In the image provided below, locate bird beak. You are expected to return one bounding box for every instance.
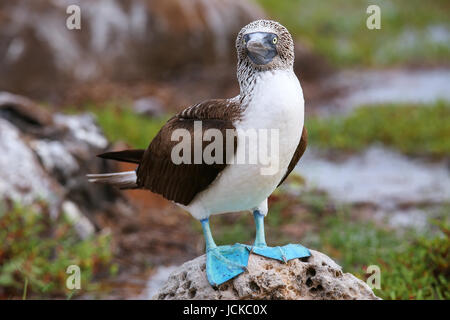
[245,32,278,65]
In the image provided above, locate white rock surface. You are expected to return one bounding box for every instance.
[54,114,108,150]
[31,140,80,178]
[153,250,380,300]
[63,201,95,239]
[0,92,128,237]
[0,118,59,207]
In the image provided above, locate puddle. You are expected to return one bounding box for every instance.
[298,147,450,208]
[307,67,450,230]
[375,207,445,231]
[318,69,450,115]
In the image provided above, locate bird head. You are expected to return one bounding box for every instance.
[236,20,294,71]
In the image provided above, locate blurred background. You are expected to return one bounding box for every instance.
[0,0,448,300]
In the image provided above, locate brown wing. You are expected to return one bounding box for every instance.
[277,126,308,187]
[136,99,241,205]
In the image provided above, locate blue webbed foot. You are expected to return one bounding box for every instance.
[206,244,249,286]
[200,218,249,286]
[247,243,310,263]
[247,210,311,263]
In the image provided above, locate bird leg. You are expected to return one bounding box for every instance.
[200,218,249,286]
[247,210,311,262]
[253,209,267,247]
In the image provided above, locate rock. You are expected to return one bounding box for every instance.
[62,201,95,239]
[31,140,80,179]
[0,0,331,106]
[0,91,53,126]
[142,265,180,299]
[153,250,380,300]
[0,91,130,238]
[0,0,264,102]
[0,118,62,217]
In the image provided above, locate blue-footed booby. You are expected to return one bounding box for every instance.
[88,20,310,286]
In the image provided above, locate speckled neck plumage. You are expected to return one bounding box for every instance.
[235,19,295,107]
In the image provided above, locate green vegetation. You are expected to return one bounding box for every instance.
[308,213,449,300]
[0,201,114,299]
[307,101,450,157]
[91,106,169,149]
[257,0,450,66]
[379,221,449,300]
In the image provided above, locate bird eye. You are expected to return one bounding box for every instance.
[272,37,278,44]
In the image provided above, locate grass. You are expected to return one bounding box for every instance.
[307,101,450,158]
[0,201,115,299]
[257,0,450,67]
[306,212,450,300]
[90,105,169,149]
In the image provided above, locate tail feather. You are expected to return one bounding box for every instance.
[87,171,137,189]
[97,149,144,164]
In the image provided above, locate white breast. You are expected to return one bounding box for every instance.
[186,69,304,220]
